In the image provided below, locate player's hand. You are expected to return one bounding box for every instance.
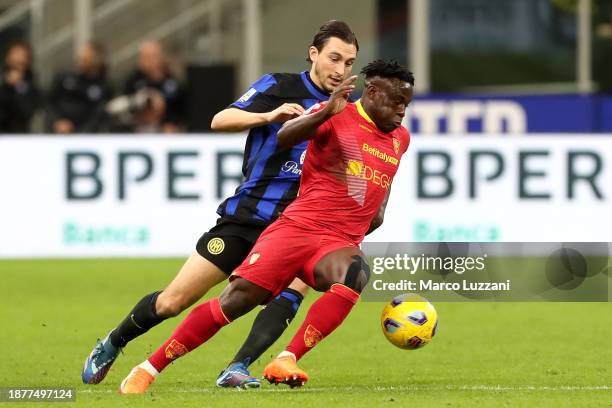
[324,75,357,116]
[266,103,305,123]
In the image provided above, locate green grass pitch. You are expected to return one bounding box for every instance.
[1,259,610,407]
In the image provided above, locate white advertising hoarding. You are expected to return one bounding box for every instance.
[0,135,610,258]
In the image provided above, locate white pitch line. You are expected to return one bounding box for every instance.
[77,385,611,394]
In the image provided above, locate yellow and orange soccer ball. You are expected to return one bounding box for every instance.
[380,293,438,350]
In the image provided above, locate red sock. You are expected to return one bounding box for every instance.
[148,298,230,372]
[286,283,359,360]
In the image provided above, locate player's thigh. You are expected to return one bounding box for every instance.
[231,219,318,299]
[312,247,370,292]
[156,251,228,316]
[287,277,309,296]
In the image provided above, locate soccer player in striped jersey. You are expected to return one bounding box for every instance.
[117,60,414,393]
[82,20,359,389]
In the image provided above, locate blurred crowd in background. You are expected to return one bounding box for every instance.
[0,39,186,134]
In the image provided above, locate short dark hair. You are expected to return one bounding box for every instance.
[307,20,359,62]
[360,59,414,86]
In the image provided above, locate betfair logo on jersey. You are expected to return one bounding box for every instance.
[346,160,391,190]
[362,143,399,166]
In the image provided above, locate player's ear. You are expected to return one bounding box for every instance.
[365,83,377,98]
[308,46,319,63]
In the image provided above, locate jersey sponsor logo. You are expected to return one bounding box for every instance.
[346,160,392,190]
[249,253,260,265]
[281,161,302,175]
[362,143,399,166]
[207,237,225,255]
[393,138,401,154]
[165,339,188,360]
[237,87,257,103]
[303,324,323,348]
[347,160,363,176]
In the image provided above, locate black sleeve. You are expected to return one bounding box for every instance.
[11,80,41,123]
[123,71,140,95]
[45,73,65,124]
[80,80,115,133]
[163,81,187,126]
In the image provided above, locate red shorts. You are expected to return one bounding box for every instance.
[230,215,356,300]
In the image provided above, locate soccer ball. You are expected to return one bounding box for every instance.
[380,293,438,350]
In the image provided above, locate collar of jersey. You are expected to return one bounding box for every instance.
[300,71,329,101]
[356,99,375,125]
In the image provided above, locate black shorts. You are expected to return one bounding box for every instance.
[196,218,267,275]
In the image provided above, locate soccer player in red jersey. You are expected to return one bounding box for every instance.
[119,60,413,392]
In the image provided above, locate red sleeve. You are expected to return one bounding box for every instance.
[305,101,332,140]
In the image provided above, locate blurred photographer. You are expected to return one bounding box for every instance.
[47,41,113,134]
[0,41,41,133]
[117,40,186,133]
[106,87,167,133]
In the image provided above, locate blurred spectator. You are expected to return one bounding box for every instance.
[0,41,41,133]
[120,40,186,133]
[47,41,113,133]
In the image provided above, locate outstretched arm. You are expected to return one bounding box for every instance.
[366,187,391,235]
[277,75,357,148]
[211,103,305,132]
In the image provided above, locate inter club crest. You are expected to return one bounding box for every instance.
[392,138,400,154]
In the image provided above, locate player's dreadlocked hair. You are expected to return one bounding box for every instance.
[360,60,414,86]
[307,20,359,62]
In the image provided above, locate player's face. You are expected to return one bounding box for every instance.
[368,78,413,133]
[309,37,357,93]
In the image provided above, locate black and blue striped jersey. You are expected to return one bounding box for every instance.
[216,71,330,228]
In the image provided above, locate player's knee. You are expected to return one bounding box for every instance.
[342,255,371,293]
[288,279,309,296]
[155,292,190,318]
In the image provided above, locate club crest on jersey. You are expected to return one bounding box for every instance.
[393,138,400,154]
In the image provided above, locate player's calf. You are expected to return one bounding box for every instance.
[218,277,271,321]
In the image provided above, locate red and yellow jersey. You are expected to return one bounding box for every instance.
[281,100,410,243]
